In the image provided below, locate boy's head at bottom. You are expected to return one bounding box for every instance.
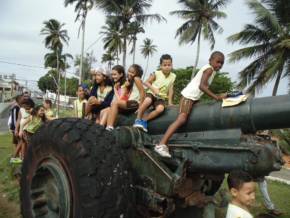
[227,170,256,210]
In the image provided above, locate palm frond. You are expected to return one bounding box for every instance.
[227,24,271,45]
[228,44,272,63]
[247,0,282,34]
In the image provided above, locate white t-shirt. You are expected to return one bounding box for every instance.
[181,64,216,101]
[226,203,253,218]
[19,107,30,131]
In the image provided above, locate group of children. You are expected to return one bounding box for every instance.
[74,51,226,158]
[6,51,281,217]
[8,92,54,163]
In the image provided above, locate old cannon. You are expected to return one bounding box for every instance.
[20,95,290,218]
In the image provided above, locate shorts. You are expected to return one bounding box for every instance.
[179,97,198,114]
[12,131,18,145]
[120,100,139,114]
[146,93,166,108]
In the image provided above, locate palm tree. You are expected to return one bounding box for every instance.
[64,0,94,84]
[171,0,229,76]
[228,0,290,96]
[41,19,69,53]
[101,51,115,70]
[97,0,165,69]
[41,19,69,117]
[44,52,73,71]
[100,17,123,64]
[140,38,157,78]
[129,21,145,64]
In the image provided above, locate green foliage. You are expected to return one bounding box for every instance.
[38,70,58,93]
[59,77,79,96]
[0,133,20,202]
[74,52,96,81]
[38,70,79,96]
[40,19,69,53]
[171,0,229,69]
[272,129,290,154]
[173,67,235,104]
[228,0,290,96]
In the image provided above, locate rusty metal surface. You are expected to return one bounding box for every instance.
[117,95,290,134]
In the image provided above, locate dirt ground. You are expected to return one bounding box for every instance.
[0,184,20,218]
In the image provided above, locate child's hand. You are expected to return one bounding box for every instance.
[124,80,130,87]
[152,87,159,96]
[114,82,120,89]
[216,93,227,101]
[89,96,99,105]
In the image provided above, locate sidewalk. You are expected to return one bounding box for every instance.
[267,167,290,185]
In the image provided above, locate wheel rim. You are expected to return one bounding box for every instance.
[30,157,71,218]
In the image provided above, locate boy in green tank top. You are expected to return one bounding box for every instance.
[133,54,176,132]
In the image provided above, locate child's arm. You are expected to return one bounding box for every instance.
[74,101,78,117]
[167,85,174,106]
[199,68,226,101]
[22,115,32,128]
[134,77,145,103]
[114,83,121,100]
[144,74,159,95]
[15,110,22,136]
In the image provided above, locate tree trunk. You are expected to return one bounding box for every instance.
[143,56,149,80]
[79,18,86,85]
[132,39,136,64]
[122,37,127,70]
[117,51,119,65]
[192,30,201,78]
[56,50,60,118]
[272,70,282,96]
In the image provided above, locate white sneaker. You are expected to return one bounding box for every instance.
[154,144,171,158]
[105,126,114,131]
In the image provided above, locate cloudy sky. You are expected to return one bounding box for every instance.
[0,0,288,96]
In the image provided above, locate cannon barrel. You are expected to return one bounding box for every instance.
[119,95,290,134]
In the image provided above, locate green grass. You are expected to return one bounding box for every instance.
[0,133,20,202]
[216,179,290,218]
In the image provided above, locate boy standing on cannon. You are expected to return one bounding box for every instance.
[156,51,226,157]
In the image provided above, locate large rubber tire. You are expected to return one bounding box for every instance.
[20,118,135,218]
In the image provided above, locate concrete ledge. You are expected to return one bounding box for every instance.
[266,176,290,186]
[0,103,11,118]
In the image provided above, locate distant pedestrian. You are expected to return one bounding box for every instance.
[257,178,283,216]
[74,84,88,118]
[8,95,22,163]
[43,99,55,120]
[14,97,35,161]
